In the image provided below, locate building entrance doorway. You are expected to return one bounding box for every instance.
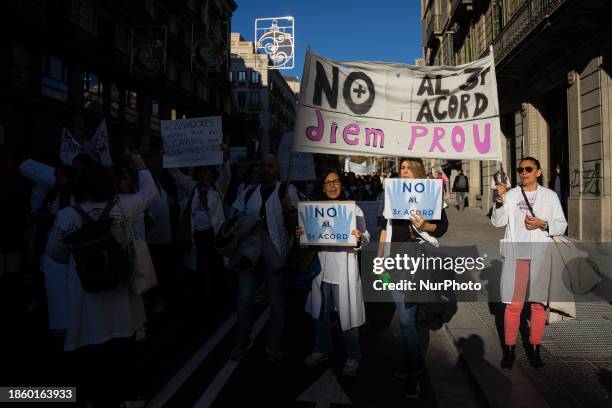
[546,87,569,216]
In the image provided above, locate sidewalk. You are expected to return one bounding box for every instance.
[439,206,612,408]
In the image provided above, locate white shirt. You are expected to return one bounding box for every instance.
[512,189,537,259]
[319,251,342,284]
[193,201,212,231]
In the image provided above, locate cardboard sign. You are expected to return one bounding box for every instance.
[60,119,113,167]
[162,116,222,168]
[298,201,357,246]
[383,178,443,220]
[294,51,502,161]
[278,132,316,181]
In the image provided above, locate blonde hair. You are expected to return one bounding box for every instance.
[400,158,427,179]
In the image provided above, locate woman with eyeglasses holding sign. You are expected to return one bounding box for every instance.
[377,158,448,399]
[492,157,567,370]
[296,169,370,377]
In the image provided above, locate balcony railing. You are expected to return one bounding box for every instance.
[493,0,567,64]
[451,0,475,18]
[423,14,442,46]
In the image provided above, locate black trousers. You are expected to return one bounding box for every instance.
[194,229,226,305]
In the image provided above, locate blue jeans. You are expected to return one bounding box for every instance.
[314,282,361,360]
[456,191,467,210]
[392,289,422,372]
[236,264,284,346]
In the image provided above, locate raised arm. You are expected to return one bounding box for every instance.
[168,168,197,191]
[116,154,158,220]
[215,161,231,197]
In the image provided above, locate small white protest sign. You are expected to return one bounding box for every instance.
[298,201,356,246]
[383,178,443,220]
[162,116,222,168]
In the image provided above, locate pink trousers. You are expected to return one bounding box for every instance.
[504,259,546,346]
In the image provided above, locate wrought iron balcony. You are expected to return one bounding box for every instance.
[450,0,475,21]
[423,13,442,46]
[493,0,568,64]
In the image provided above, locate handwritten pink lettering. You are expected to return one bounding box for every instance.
[343,124,360,145]
[451,126,465,152]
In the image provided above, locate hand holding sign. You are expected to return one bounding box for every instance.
[330,204,353,244]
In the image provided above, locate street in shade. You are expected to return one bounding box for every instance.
[144,288,441,407]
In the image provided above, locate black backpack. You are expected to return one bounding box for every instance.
[64,200,131,293]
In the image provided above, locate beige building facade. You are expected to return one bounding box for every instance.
[421,0,612,241]
[229,33,298,156]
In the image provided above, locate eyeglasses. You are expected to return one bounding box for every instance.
[517,166,535,174]
[324,179,341,186]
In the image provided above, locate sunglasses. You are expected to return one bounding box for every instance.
[517,166,536,174]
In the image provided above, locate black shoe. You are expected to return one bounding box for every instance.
[501,345,515,371]
[529,344,544,368]
[405,378,421,399]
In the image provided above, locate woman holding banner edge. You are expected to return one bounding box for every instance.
[377,157,448,399]
[296,168,369,377]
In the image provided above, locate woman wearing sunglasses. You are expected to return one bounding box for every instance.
[296,169,369,377]
[492,157,567,370]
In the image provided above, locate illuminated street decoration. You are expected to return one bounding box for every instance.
[192,21,229,73]
[130,26,167,76]
[255,17,295,70]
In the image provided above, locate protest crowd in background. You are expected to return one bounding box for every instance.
[0,136,464,405]
[0,48,576,407]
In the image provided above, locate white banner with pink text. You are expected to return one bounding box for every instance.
[293,51,502,161]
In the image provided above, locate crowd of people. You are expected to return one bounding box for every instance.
[0,147,570,406]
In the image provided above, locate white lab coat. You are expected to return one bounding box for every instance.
[232,182,300,262]
[305,205,369,331]
[41,193,74,331]
[146,185,172,246]
[46,169,158,351]
[169,162,231,270]
[491,185,568,305]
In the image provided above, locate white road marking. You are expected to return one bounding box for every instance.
[194,307,271,407]
[146,313,238,408]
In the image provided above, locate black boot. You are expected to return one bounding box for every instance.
[529,344,544,368]
[501,345,515,371]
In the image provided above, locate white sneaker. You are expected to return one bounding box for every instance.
[304,351,329,367]
[342,359,360,376]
